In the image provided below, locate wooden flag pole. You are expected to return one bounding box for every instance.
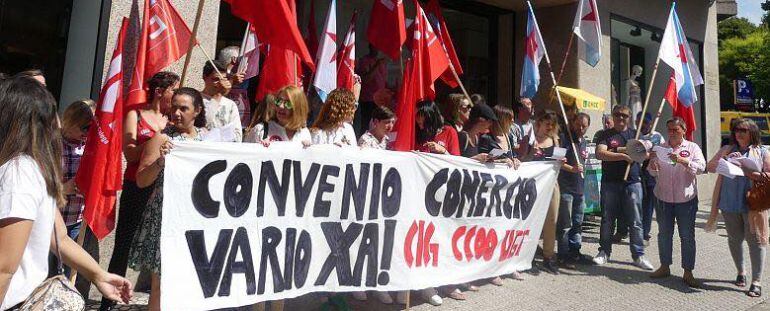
[547,32,575,106]
[180,0,207,87]
[448,63,472,104]
[405,291,411,311]
[649,97,668,137]
[195,43,225,79]
[528,1,583,177]
[622,60,661,180]
[67,225,88,283]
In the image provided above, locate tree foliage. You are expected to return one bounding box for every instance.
[719,17,769,107]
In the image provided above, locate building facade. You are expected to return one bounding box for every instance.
[1,0,735,198]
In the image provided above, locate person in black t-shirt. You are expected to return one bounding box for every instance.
[592,105,653,271]
[557,112,590,265]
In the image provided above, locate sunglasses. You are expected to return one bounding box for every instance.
[734,128,749,134]
[613,113,630,119]
[273,97,293,110]
[80,124,91,132]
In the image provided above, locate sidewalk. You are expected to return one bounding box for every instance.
[86,200,770,311]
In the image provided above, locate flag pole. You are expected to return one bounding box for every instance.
[180,0,206,87]
[195,43,225,79]
[67,225,88,283]
[622,59,661,180]
[649,97,668,137]
[547,32,575,106]
[528,1,583,177]
[236,23,251,75]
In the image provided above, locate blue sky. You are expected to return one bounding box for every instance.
[738,0,764,24]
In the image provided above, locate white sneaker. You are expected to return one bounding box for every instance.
[396,291,408,305]
[593,251,608,265]
[374,291,393,304]
[420,288,443,306]
[634,255,654,270]
[351,291,367,301]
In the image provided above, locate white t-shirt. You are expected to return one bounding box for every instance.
[203,94,243,142]
[244,120,311,145]
[311,123,358,147]
[0,156,56,311]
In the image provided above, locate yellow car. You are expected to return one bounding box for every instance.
[721,111,770,145]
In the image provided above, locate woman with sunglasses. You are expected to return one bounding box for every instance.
[706,118,770,297]
[442,93,472,133]
[244,85,311,147]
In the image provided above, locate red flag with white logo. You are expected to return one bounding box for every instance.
[126,0,194,107]
[75,18,128,240]
[337,12,357,91]
[426,0,462,88]
[367,0,406,60]
[392,0,450,151]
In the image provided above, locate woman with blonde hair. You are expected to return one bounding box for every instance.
[244,85,311,146]
[311,88,358,147]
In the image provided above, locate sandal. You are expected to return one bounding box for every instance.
[490,276,504,286]
[748,284,762,298]
[448,288,467,301]
[736,275,747,287]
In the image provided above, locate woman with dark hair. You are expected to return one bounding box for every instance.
[442,93,472,132]
[416,101,459,156]
[358,105,396,150]
[521,110,563,274]
[0,76,132,310]
[128,87,207,310]
[647,117,705,288]
[706,118,770,297]
[101,70,179,310]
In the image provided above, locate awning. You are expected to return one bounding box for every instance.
[556,86,606,111]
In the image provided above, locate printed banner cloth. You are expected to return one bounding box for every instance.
[161,141,559,310]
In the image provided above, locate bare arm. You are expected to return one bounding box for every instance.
[0,218,33,304]
[50,212,132,303]
[596,144,632,162]
[706,145,731,173]
[123,110,142,163]
[136,134,167,188]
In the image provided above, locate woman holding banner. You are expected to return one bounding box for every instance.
[311,89,358,147]
[128,87,207,310]
[416,101,460,157]
[442,93,472,133]
[520,110,562,274]
[244,85,311,147]
[101,71,179,310]
[705,118,770,297]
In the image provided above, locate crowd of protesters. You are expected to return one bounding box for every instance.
[1,45,770,311]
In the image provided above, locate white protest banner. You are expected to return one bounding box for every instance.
[161,141,559,310]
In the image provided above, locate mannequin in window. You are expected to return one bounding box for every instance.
[626,65,643,122]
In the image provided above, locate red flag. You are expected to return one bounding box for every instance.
[337,12,357,91]
[367,0,406,60]
[665,74,696,140]
[256,46,298,101]
[392,1,451,151]
[224,0,314,70]
[126,0,194,107]
[426,0,463,88]
[75,18,128,240]
[392,58,418,151]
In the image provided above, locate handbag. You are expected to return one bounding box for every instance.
[18,206,85,311]
[747,172,770,211]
